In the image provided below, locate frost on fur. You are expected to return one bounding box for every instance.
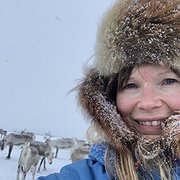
[95,0,180,76]
[79,69,136,150]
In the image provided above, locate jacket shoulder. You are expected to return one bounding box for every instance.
[37,158,108,180]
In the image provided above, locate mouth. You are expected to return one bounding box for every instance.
[138,120,161,126]
[126,116,169,135]
[133,119,164,135]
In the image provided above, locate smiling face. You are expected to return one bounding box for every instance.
[116,64,180,139]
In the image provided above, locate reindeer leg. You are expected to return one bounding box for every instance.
[31,164,37,180]
[16,164,20,180]
[0,141,5,151]
[7,144,13,159]
[43,158,46,170]
[22,171,26,180]
[37,156,44,172]
[55,147,58,158]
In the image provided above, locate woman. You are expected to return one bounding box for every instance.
[38,0,180,179]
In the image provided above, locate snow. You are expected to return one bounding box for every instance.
[0,134,74,180]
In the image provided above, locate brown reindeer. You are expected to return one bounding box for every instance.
[30,139,53,172]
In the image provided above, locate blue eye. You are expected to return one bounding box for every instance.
[123,83,138,89]
[162,78,178,85]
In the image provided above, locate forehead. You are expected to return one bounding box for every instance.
[130,64,172,77]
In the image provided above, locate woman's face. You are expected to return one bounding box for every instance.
[116,64,180,139]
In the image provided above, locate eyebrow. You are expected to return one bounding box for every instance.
[127,77,136,81]
[158,70,175,76]
[128,70,175,81]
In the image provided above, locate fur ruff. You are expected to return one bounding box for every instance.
[78,0,180,158]
[79,69,136,150]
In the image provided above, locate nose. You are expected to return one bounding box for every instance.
[137,85,163,111]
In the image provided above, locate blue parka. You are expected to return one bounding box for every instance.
[37,143,108,180]
[37,143,180,180]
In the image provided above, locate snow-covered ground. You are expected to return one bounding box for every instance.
[0,134,74,180]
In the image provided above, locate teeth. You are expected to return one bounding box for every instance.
[139,121,161,126]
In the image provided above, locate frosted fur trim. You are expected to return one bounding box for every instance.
[162,110,180,159]
[95,0,180,76]
[79,69,136,150]
[95,0,130,75]
[134,111,180,160]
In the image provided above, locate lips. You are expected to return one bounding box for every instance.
[135,119,163,135]
[132,117,167,135]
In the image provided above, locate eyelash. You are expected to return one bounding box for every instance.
[122,78,179,90]
[123,83,138,89]
[161,78,178,85]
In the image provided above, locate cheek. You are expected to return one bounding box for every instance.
[116,94,134,115]
[163,89,180,111]
[167,98,180,111]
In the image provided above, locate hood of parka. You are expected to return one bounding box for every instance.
[96,0,180,76]
[79,69,136,149]
[78,0,180,149]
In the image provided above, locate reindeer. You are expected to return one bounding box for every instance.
[16,143,40,180]
[20,130,36,140]
[0,133,34,159]
[0,128,7,138]
[48,137,75,158]
[71,142,91,162]
[30,139,53,172]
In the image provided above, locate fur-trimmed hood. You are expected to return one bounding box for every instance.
[78,0,180,150]
[95,0,180,76]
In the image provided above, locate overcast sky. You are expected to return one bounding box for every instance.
[0,0,116,140]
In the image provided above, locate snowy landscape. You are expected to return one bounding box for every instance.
[0,131,84,180]
[0,1,116,179]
